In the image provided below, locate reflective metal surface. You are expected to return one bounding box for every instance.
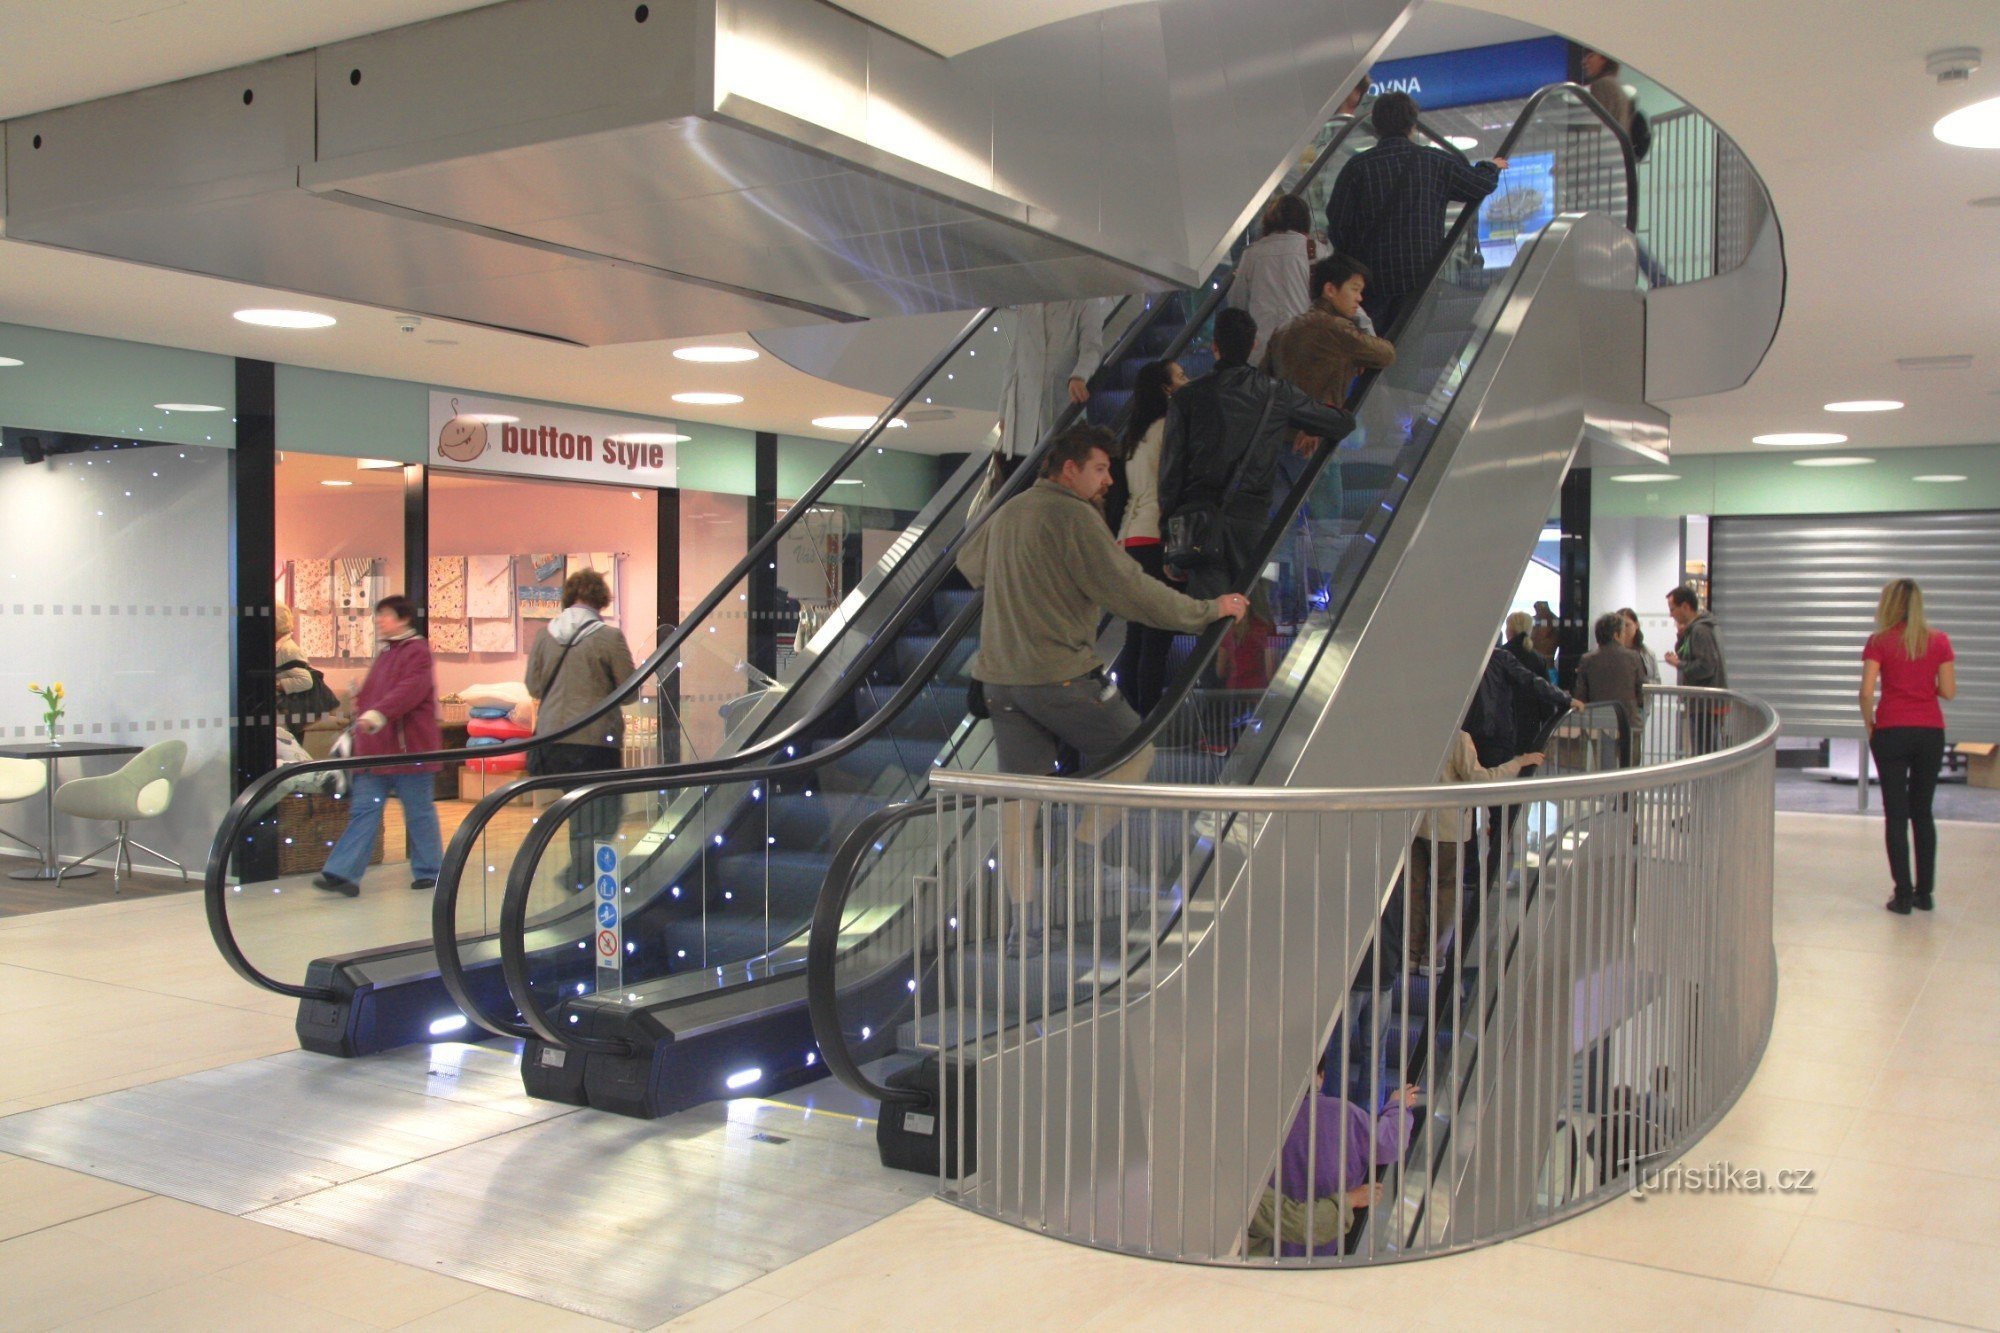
[830,688,1776,1264]
[2,0,1415,344]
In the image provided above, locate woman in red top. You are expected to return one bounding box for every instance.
[1860,579,1956,914]
[314,595,445,898]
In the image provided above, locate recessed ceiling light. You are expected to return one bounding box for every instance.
[424,338,461,347]
[608,432,689,445]
[1793,456,1875,468]
[458,413,518,425]
[1914,474,1966,483]
[672,346,758,363]
[1607,472,1681,483]
[811,415,908,431]
[1752,432,1847,446]
[672,392,743,406]
[154,402,225,412]
[834,478,865,485]
[320,478,355,487]
[233,308,337,329]
[1934,94,2000,148]
[1823,400,1902,413]
[0,357,22,367]
[355,458,401,470]
[1446,135,1480,151]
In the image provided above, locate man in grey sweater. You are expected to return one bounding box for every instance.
[1664,584,1727,753]
[960,424,1245,948]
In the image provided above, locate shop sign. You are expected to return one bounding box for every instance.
[1368,36,1571,112]
[427,392,680,487]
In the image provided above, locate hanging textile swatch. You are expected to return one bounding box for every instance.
[430,619,471,654]
[429,556,467,620]
[297,612,337,659]
[467,554,514,619]
[333,557,379,658]
[293,558,334,613]
[518,553,564,620]
[471,618,517,653]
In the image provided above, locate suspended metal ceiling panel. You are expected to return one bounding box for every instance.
[2,0,1410,344]
[1710,510,2000,737]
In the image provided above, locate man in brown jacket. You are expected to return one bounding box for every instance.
[1263,253,1398,407]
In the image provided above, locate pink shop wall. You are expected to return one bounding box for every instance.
[678,490,749,759]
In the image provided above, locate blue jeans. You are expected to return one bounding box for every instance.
[323,771,443,885]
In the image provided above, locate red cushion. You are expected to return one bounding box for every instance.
[467,717,535,740]
[465,751,528,773]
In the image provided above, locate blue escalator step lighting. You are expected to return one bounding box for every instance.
[677,949,686,957]
[804,789,814,797]
[713,835,724,845]
[949,917,958,929]
[568,1014,580,1024]
[626,942,636,954]
[428,1014,468,1036]
[752,787,762,800]
[768,837,777,845]
[861,1026,872,1040]
[671,885,682,897]
[906,978,917,992]
[726,1068,762,1090]
[576,982,587,994]
[805,1051,817,1066]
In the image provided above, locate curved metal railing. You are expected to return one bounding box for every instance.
[810,686,1777,1264]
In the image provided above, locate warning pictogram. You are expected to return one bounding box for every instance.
[596,929,618,958]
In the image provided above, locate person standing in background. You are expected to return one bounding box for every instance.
[997,298,1115,460]
[1860,579,1956,915]
[1575,612,1648,766]
[1502,610,1550,680]
[1229,194,1315,365]
[1323,92,1506,332]
[1664,585,1727,752]
[1112,359,1188,717]
[313,596,443,897]
[527,568,639,894]
[1580,50,1634,132]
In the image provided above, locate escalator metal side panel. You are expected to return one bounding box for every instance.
[967,214,1655,1254]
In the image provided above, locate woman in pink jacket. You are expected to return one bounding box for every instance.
[313,595,444,897]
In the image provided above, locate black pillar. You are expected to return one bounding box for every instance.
[747,432,780,677]
[1557,468,1592,693]
[230,359,277,799]
[656,486,682,763]
[403,463,429,629]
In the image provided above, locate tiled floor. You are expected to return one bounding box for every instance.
[1,809,1995,1330]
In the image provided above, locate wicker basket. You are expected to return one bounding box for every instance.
[440,697,470,726]
[276,790,385,876]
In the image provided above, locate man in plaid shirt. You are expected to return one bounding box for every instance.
[1323,92,1508,332]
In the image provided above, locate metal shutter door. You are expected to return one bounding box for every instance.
[1710,510,2000,737]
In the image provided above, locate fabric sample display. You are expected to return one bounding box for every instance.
[332,557,379,658]
[471,618,517,653]
[429,556,467,620]
[519,553,564,620]
[293,558,333,613]
[430,619,471,654]
[467,555,514,619]
[297,612,337,659]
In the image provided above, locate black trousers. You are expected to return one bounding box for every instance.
[1869,726,1946,900]
[537,742,622,889]
[1113,543,1179,718]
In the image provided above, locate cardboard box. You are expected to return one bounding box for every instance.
[1958,742,1999,789]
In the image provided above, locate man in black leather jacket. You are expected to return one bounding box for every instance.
[1158,307,1356,601]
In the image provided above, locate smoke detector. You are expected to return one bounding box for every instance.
[395,314,423,335]
[1927,48,1982,84]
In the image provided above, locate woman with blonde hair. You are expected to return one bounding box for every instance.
[1860,578,1956,914]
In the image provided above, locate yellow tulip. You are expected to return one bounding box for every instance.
[53,683,65,697]
[28,683,40,693]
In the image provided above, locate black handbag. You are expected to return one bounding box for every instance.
[276,658,340,725]
[1162,385,1277,571]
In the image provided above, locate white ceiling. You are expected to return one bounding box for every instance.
[2,0,1998,461]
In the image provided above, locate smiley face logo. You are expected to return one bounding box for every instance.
[438,398,488,463]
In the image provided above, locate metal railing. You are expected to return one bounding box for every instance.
[807,686,1776,1264]
[1638,107,1768,286]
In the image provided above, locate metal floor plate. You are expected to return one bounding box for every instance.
[0,1043,926,1327]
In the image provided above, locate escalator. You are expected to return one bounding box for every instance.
[483,87,1650,1119]
[795,82,1669,1233]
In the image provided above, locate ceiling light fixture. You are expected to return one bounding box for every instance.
[1752,432,1847,446]
[672,392,743,406]
[320,478,355,487]
[609,431,690,445]
[355,458,402,470]
[0,357,23,367]
[458,412,518,425]
[811,415,908,431]
[233,308,337,329]
[1446,135,1480,151]
[1606,472,1681,483]
[1793,456,1875,468]
[1914,474,1967,483]
[1823,400,1902,413]
[672,346,758,363]
[154,402,225,412]
[1935,93,2000,148]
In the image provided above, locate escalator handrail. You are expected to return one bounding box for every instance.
[205,306,999,1000]
[1075,81,1639,788]
[484,108,1388,1052]
[802,81,1641,1108]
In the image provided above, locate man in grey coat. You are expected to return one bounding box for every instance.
[1664,584,1727,753]
[960,424,1246,949]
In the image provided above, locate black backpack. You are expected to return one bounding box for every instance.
[277,658,340,726]
[1628,107,1652,161]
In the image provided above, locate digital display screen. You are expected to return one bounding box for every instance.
[1476,151,1556,270]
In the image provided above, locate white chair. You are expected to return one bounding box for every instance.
[0,757,48,858]
[54,740,188,891]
